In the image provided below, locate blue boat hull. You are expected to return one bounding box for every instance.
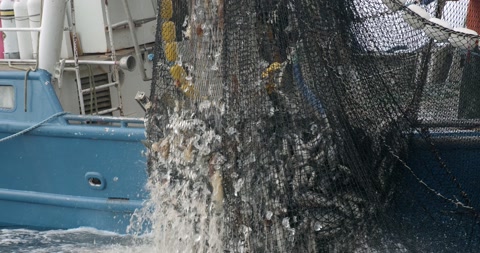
[0,70,148,233]
[0,189,142,232]
[391,131,480,250]
[0,123,148,233]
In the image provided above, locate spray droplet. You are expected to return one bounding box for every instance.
[194,234,202,242]
[265,211,273,220]
[234,178,244,196]
[314,221,323,231]
[282,217,290,228]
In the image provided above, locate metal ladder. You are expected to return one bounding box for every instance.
[69,0,154,115]
[68,0,124,116]
[118,0,151,82]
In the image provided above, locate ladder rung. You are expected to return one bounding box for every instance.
[110,17,156,30]
[93,107,121,115]
[81,82,118,94]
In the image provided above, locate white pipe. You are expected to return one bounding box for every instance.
[0,58,129,67]
[0,59,36,63]
[81,82,117,94]
[0,27,41,31]
[69,60,122,66]
[38,0,66,73]
[93,107,120,115]
[0,59,113,64]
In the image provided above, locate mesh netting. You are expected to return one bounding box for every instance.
[144,0,480,252]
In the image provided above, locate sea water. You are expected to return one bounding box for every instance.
[0,227,156,253]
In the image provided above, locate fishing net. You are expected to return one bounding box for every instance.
[143,0,480,252]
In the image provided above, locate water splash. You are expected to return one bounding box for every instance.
[131,100,225,252]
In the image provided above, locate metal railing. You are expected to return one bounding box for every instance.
[0,0,146,117]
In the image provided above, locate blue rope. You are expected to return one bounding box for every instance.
[0,111,68,143]
[419,0,435,5]
[292,58,327,116]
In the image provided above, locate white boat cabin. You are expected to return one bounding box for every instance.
[0,0,156,118]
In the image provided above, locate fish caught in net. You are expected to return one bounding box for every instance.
[142,0,480,252]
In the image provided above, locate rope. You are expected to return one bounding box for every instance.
[291,51,327,116]
[24,68,32,112]
[0,112,68,143]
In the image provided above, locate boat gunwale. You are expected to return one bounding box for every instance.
[0,118,146,142]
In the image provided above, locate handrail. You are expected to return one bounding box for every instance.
[0,59,36,64]
[81,81,117,94]
[110,16,156,30]
[0,59,130,65]
[0,27,41,32]
[92,107,121,116]
[63,114,144,127]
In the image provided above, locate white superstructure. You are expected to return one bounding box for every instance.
[1,0,19,59]
[0,0,155,118]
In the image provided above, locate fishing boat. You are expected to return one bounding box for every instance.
[3,0,480,251]
[0,0,154,233]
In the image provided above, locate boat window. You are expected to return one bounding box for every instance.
[0,85,14,110]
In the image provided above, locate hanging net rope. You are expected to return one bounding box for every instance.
[143,0,480,251]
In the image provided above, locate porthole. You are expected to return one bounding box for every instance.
[85,172,106,190]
